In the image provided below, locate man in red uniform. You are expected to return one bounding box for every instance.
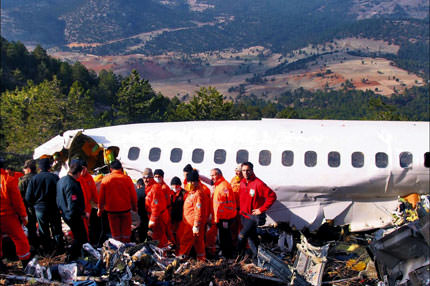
[98,160,137,243]
[211,168,236,258]
[177,170,206,261]
[230,164,243,248]
[238,162,277,258]
[77,160,98,240]
[154,169,174,244]
[143,168,169,248]
[1,164,31,270]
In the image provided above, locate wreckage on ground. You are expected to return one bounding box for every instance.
[33,119,430,232]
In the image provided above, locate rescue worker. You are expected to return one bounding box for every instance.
[211,168,237,258]
[143,168,169,248]
[1,164,31,270]
[136,178,148,243]
[77,160,98,240]
[56,159,88,261]
[238,162,277,258]
[98,160,137,243]
[5,167,24,187]
[18,160,39,252]
[230,164,243,248]
[177,170,206,261]
[25,158,65,255]
[154,169,175,244]
[170,176,186,244]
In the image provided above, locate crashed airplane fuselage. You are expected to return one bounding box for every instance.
[33,119,430,232]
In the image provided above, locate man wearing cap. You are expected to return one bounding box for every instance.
[154,169,175,244]
[143,168,169,248]
[18,160,39,251]
[170,176,186,243]
[25,158,64,255]
[177,170,206,261]
[98,160,137,243]
[57,159,87,261]
[238,162,277,258]
[211,168,236,258]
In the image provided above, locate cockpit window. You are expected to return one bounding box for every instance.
[192,148,204,163]
[305,151,317,167]
[352,152,364,168]
[399,152,413,168]
[170,148,182,163]
[375,152,388,168]
[259,150,271,166]
[236,150,249,164]
[149,147,161,162]
[214,149,226,164]
[282,151,294,167]
[128,147,140,161]
[328,151,340,167]
[425,152,430,168]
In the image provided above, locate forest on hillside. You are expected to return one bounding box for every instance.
[1,37,429,167]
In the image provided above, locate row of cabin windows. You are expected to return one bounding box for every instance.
[128,147,430,169]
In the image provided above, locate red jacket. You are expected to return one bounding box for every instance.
[98,170,137,213]
[1,170,27,217]
[145,180,169,224]
[78,171,98,214]
[239,176,276,218]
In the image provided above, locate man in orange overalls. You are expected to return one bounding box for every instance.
[98,160,137,243]
[177,170,206,261]
[230,164,243,248]
[1,164,31,270]
[77,160,98,240]
[144,168,169,248]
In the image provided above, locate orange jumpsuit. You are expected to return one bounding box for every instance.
[0,170,31,261]
[230,175,242,247]
[213,177,237,223]
[160,181,175,244]
[98,170,137,242]
[78,171,98,238]
[177,185,206,260]
[145,181,169,248]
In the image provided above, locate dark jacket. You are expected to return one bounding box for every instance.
[25,171,59,210]
[56,175,85,221]
[171,188,186,223]
[18,172,36,199]
[137,186,147,220]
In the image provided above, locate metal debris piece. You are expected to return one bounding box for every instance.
[294,235,329,286]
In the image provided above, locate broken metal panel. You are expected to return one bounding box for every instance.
[294,236,329,286]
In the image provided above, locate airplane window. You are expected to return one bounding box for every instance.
[328,151,340,167]
[424,152,430,168]
[351,152,364,168]
[128,147,140,161]
[149,147,161,162]
[259,150,271,166]
[375,152,388,168]
[192,148,204,163]
[399,152,413,168]
[305,151,317,167]
[282,151,294,167]
[236,150,249,164]
[170,148,182,163]
[214,149,226,164]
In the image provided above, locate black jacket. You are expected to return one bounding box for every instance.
[56,175,85,221]
[25,171,59,209]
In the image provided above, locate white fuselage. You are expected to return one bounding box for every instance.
[34,119,430,231]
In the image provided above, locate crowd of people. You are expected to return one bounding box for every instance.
[0,157,277,271]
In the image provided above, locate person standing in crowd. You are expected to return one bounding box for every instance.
[230,164,243,248]
[136,178,148,243]
[25,158,64,255]
[176,170,206,261]
[18,160,39,252]
[211,168,237,258]
[154,169,174,244]
[143,168,169,248]
[77,160,98,240]
[1,162,31,270]
[98,160,137,243]
[238,162,277,258]
[170,176,186,245]
[56,159,88,261]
